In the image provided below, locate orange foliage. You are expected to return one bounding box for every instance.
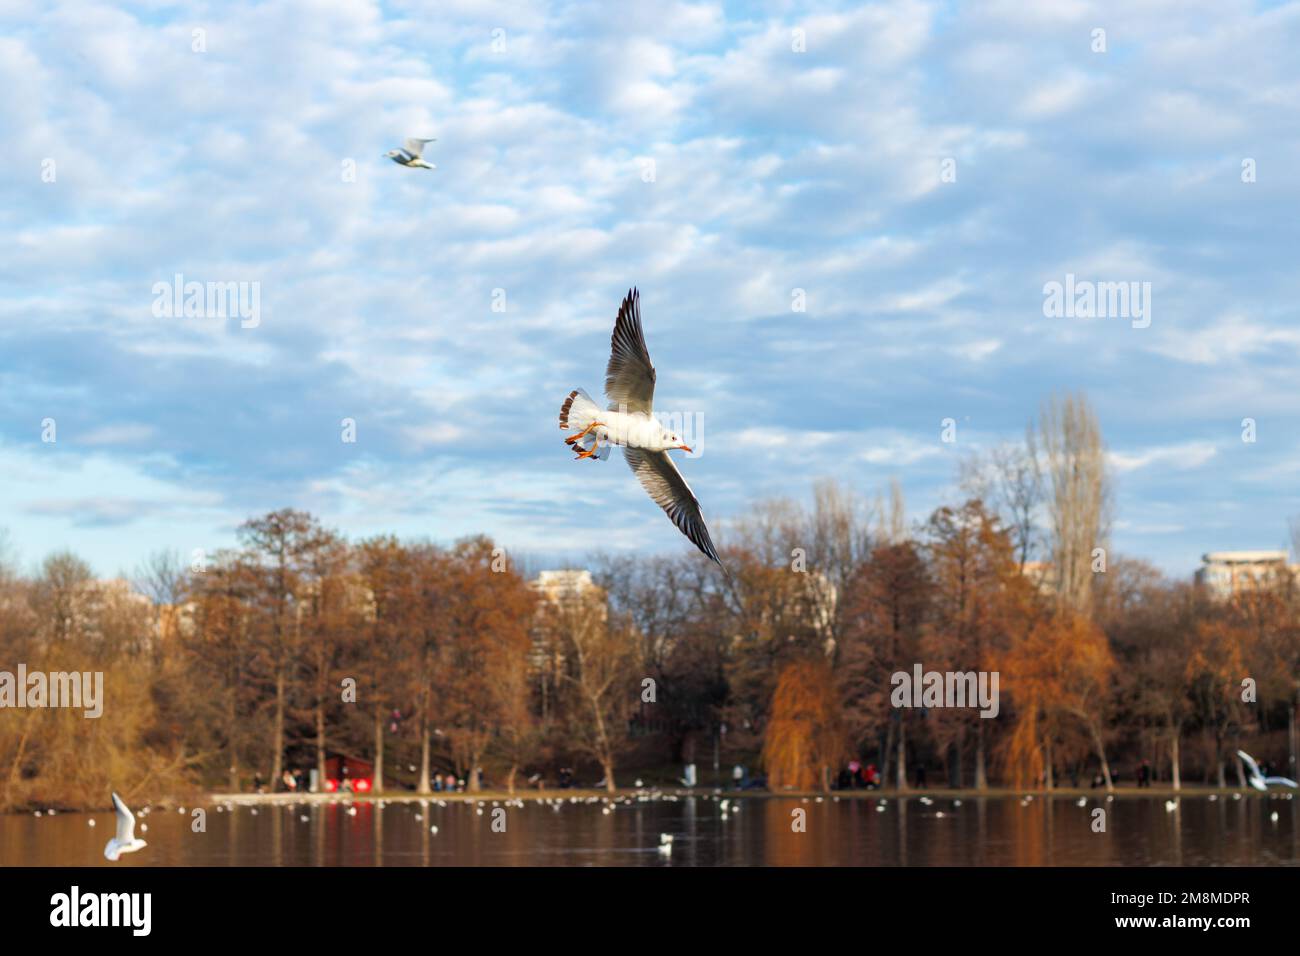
[998,609,1114,787]
[762,657,845,791]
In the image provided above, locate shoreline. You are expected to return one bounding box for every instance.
[205,783,1287,805]
[9,784,1291,814]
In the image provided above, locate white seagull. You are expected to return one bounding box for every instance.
[559,288,724,568]
[385,137,436,169]
[1237,750,1299,791]
[104,792,147,861]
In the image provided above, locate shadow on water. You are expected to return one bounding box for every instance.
[3,794,1297,867]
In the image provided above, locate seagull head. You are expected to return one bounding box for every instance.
[656,423,691,453]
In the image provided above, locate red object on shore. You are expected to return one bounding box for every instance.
[324,753,375,794]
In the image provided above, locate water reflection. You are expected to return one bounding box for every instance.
[2,794,1297,867]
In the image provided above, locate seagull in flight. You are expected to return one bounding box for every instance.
[103,792,147,861]
[1237,750,1298,791]
[385,137,436,169]
[559,288,724,569]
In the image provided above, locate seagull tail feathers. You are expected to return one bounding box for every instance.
[559,388,601,432]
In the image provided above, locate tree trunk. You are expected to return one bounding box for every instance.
[372,709,384,794]
[417,713,431,794]
[881,724,895,787]
[974,721,988,791]
[895,718,908,792]
[507,764,517,794]
[1089,723,1114,793]
[602,758,616,793]
[315,698,326,792]
[227,691,239,792]
[1169,723,1181,792]
[1289,694,1298,785]
[271,668,285,786]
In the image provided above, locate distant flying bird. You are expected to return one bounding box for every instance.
[386,137,436,169]
[1237,750,1299,791]
[104,793,147,861]
[559,288,724,568]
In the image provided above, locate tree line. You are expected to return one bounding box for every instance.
[2,392,1298,808]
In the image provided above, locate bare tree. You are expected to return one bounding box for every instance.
[1032,392,1109,615]
[544,587,635,792]
[960,439,1043,570]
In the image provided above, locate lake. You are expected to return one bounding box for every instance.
[3,792,1297,866]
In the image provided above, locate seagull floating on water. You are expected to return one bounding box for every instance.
[1237,750,1299,792]
[104,793,147,862]
[559,289,723,568]
[386,137,436,169]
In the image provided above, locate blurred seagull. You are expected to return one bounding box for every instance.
[386,137,436,169]
[559,288,724,569]
[104,793,147,861]
[1237,750,1299,791]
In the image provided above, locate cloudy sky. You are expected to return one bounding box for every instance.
[2,0,1299,579]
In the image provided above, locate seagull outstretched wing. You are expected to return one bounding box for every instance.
[112,792,137,844]
[604,288,656,415]
[623,447,722,567]
[1237,750,1263,781]
[404,137,435,158]
[1263,776,1299,789]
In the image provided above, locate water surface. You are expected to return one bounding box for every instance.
[3,793,1296,866]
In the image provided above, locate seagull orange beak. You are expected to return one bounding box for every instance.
[675,444,693,453]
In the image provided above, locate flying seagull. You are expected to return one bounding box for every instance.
[385,137,436,169]
[1237,750,1299,791]
[104,792,147,861]
[559,288,724,569]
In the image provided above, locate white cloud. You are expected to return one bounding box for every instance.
[1108,441,1218,473]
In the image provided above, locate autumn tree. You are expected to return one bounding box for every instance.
[185,551,262,790]
[239,509,322,786]
[839,540,930,790]
[922,500,1035,789]
[294,527,354,790]
[353,535,417,794]
[439,537,535,791]
[762,656,844,791]
[1097,559,1197,790]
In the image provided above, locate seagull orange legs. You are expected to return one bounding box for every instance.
[565,421,606,460]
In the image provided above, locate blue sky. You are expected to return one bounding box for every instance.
[2,0,1299,579]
